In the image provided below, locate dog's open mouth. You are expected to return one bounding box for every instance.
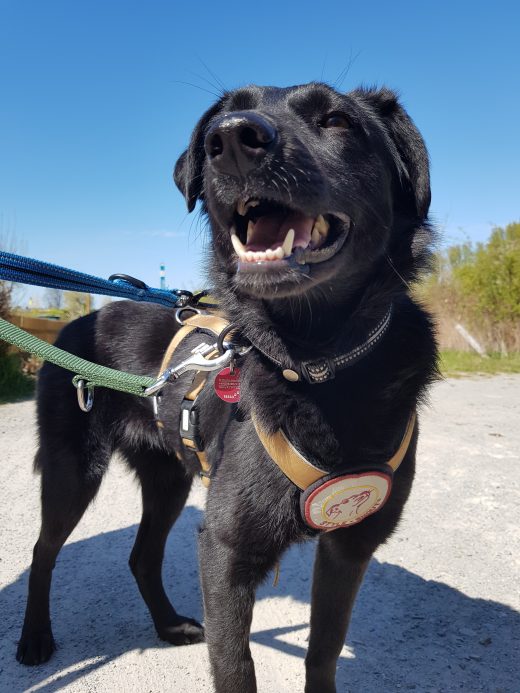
[229,198,351,268]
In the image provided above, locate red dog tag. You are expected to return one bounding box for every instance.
[214,367,241,403]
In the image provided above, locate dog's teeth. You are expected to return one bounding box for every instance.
[274,246,284,259]
[245,199,259,211]
[314,214,330,236]
[246,220,255,244]
[246,251,255,262]
[309,215,330,250]
[231,231,246,257]
[266,248,275,260]
[282,228,295,257]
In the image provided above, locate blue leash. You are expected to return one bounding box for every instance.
[0,251,193,308]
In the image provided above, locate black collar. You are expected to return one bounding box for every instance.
[244,304,393,384]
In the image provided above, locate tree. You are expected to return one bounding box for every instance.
[418,221,520,353]
[453,223,520,332]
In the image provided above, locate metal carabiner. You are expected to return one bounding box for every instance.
[144,344,235,397]
[75,379,94,412]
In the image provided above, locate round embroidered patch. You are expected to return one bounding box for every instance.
[302,469,392,531]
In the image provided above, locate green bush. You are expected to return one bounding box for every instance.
[453,223,520,325]
[0,353,35,403]
[417,222,520,353]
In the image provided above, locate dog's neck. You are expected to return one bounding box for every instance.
[224,266,402,350]
[216,266,406,384]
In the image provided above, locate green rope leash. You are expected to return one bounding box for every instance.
[0,318,155,397]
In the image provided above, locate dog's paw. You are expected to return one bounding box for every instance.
[16,629,56,665]
[157,615,205,646]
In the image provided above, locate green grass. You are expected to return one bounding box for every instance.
[440,350,520,376]
[0,353,35,404]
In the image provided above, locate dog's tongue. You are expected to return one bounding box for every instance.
[246,212,315,252]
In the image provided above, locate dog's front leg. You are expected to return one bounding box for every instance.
[199,524,267,693]
[305,532,370,693]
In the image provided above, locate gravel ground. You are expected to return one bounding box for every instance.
[0,375,519,693]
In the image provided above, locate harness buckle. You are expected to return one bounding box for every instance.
[179,398,204,451]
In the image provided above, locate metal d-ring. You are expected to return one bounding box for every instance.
[75,379,94,412]
[216,323,239,354]
[215,323,252,357]
[175,306,201,325]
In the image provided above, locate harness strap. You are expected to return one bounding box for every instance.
[252,416,326,490]
[181,366,218,487]
[253,411,417,490]
[156,313,231,486]
[158,325,197,376]
[387,411,417,472]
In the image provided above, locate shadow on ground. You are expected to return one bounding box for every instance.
[2,505,518,692]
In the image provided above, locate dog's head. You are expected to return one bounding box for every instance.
[174,82,431,304]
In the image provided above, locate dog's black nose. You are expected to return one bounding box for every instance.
[205,112,277,176]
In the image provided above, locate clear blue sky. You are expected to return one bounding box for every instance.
[1,1,519,304]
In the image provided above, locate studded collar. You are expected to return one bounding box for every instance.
[245,304,393,384]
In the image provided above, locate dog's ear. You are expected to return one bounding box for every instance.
[174,100,223,212]
[355,88,431,219]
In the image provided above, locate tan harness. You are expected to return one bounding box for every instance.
[252,411,416,490]
[157,312,416,530]
[155,313,229,486]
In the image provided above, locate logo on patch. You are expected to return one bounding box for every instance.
[303,470,392,530]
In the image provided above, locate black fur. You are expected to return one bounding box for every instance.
[17,82,437,692]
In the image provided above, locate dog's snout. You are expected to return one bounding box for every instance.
[205,111,277,176]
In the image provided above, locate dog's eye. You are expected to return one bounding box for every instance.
[320,112,350,129]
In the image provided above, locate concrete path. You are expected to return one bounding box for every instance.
[1,376,519,692]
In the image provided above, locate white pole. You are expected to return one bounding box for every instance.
[455,323,488,357]
[160,264,166,290]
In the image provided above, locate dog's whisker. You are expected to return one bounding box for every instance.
[196,56,228,94]
[294,165,312,182]
[285,168,300,189]
[273,170,292,203]
[280,173,293,202]
[187,70,225,97]
[333,48,362,89]
[171,79,221,99]
[386,255,412,291]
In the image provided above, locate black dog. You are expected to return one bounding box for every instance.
[17,83,437,693]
